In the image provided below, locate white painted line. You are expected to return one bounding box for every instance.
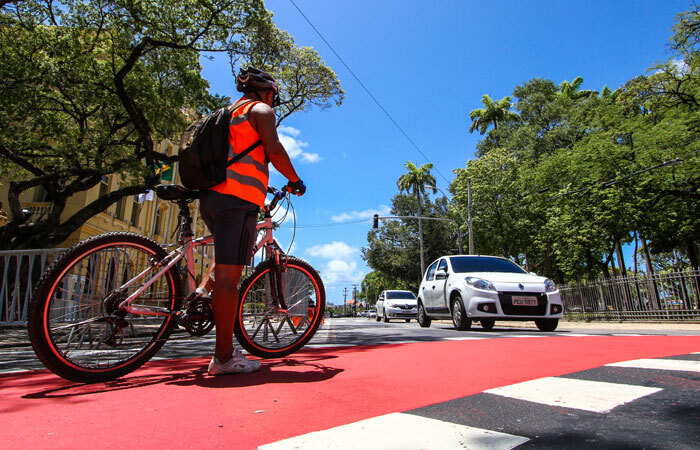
[606,358,700,373]
[557,333,593,337]
[444,337,488,341]
[611,334,645,337]
[257,412,529,450]
[484,377,661,413]
[509,335,547,338]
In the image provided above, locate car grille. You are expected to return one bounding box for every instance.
[498,292,547,316]
[392,304,415,310]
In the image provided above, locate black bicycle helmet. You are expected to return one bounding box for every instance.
[236,67,278,95]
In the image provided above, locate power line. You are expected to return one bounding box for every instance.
[288,0,451,185]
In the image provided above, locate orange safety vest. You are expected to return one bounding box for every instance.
[210,98,269,207]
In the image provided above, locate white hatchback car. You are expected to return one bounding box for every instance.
[417,255,563,331]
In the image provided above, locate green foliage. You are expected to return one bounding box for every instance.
[451,5,700,282]
[0,0,343,249]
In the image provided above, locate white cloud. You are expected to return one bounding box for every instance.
[277,126,321,163]
[331,205,391,223]
[306,241,358,260]
[320,259,365,285]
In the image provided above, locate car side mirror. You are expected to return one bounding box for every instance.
[435,269,448,280]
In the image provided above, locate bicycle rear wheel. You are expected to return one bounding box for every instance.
[28,232,182,383]
[235,256,325,358]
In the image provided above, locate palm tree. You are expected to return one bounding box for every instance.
[468,94,520,136]
[558,76,597,100]
[397,161,436,277]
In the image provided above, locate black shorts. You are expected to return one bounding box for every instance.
[199,190,259,266]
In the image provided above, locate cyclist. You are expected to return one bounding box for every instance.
[197,67,306,375]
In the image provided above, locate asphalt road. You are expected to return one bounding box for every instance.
[2,318,699,449]
[2,317,700,373]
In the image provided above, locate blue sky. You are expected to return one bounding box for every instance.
[201,0,691,305]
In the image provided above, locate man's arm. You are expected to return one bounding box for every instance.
[249,103,300,183]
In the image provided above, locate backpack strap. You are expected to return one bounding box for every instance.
[224,138,263,168]
[224,99,263,168]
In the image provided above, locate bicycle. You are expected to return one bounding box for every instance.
[27,184,325,383]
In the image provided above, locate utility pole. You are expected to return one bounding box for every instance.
[343,287,348,317]
[353,284,358,317]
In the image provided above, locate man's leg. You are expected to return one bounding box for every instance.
[211,263,244,363]
[198,262,216,293]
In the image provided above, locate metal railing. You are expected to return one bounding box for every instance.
[560,269,700,321]
[0,248,67,325]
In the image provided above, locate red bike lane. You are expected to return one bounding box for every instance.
[1,335,698,449]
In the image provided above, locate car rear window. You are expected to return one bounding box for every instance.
[386,291,416,300]
[449,256,526,274]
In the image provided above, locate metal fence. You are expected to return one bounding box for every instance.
[560,269,700,321]
[0,248,67,325]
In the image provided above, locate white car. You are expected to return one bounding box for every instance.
[417,255,563,331]
[375,290,418,322]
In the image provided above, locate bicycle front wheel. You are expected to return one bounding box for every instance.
[28,232,182,383]
[235,257,325,358]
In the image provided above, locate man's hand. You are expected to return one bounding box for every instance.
[286,179,306,196]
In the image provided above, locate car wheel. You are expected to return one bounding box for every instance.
[480,319,495,331]
[405,319,410,323]
[375,314,381,322]
[535,319,558,332]
[417,303,431,328]
[383,311,390,323]
[451,296,472,331]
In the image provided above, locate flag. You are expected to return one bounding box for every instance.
[154,162,174,182]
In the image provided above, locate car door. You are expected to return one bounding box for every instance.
[433,258,450,310]
[421,260,439,309]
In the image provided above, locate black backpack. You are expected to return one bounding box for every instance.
[178,100,262,190]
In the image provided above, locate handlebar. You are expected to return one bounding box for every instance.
[266,186,288,211]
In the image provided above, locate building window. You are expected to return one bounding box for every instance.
[99,176,109,199]
[130,201,141,226]
[115,193,126,221]
[154,208,163,236]
[33,185,50,202]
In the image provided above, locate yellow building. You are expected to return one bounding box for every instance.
[0,140,214,282]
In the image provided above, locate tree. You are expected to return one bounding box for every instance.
[0,0,344,249]
[558,76,596,100]
[362,193,453,290]
[397,161,436,276]
[468,94,519,145]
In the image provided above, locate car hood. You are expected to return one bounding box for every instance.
[462,272,548,291]
[385,299,417,305]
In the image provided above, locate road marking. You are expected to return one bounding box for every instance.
[257,412,529,450]
[611,334,645,336]
[444,337,488,341]
[484,377,661,413]
[606,358,700,373]
[509,335,547,338]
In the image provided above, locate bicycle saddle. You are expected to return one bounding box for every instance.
[155,184,199,201]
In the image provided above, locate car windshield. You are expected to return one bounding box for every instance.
[449,256,526,274]
[386,291,416,300]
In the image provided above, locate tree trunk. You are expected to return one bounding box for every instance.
[615,238,627,278]
[416,191,425,278]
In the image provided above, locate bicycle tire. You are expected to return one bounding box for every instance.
[235,256,325,358]
[28,232,182,383]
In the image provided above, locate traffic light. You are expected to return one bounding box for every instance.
[373,214,379,228]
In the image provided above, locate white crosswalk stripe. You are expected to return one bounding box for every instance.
[607,358,700,372]
[484,376,661,413]
[257,412,529,450]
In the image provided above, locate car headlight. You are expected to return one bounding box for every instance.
[545,279,557,292]
[465,277,496,291]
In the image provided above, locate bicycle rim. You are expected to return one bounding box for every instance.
[236,258,325,357]
[39,237,179,374]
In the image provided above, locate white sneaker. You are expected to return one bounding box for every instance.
[208,349,262,375]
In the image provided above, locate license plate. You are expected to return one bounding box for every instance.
[512,296,538,306]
